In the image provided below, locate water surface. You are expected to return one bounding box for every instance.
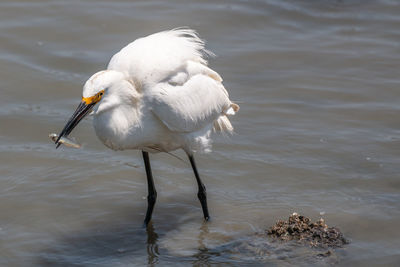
[1,0,400,266]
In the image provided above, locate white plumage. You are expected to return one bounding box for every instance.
[83,28,239,154]
[56,28,239,224]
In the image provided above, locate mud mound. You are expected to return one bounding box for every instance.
[267,213,348,248]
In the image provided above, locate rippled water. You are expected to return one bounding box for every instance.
[1,0,400,266]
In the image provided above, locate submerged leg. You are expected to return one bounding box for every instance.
[142,151,157,226]
[188,154,210,221]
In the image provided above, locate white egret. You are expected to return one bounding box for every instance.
[55,28,239,225]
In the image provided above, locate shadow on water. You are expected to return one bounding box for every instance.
[36,211,229,266]
[36,213,344,266]
[37,221,163,266]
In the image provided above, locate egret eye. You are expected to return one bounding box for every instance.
[99,92,103,96]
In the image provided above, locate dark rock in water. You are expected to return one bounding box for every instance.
[266,213,349,248]
[186,213,348,265]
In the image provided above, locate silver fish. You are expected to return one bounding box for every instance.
[49,133,81,149]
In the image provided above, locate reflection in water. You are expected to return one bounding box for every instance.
[193,223,212,267]
[39,219,341,266]
[146,222,159,266]
[191,223,224,267]
[37,221,165,266]
[197,222,209,251]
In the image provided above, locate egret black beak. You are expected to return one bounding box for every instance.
[55,101,95,148]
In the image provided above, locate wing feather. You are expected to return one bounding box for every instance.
[107,28,212,86]
[106,28,239,134]
[150,74,231,133]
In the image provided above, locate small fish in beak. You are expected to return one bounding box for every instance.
[49,133,81,149]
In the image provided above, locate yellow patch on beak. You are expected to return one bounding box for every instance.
[82,90,105,105]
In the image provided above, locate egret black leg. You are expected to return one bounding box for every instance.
[188,155,210,221]
[142,151,157,226]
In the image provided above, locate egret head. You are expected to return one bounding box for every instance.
[55,70,125,147]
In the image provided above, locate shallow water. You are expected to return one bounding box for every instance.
[1,0,400,266]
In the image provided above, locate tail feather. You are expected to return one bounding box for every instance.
[213,115,234,133]
[225,102,240,115]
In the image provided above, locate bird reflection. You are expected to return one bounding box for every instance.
[146,222,159,266]
[197,222,209,251]
[193,222,222,266]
